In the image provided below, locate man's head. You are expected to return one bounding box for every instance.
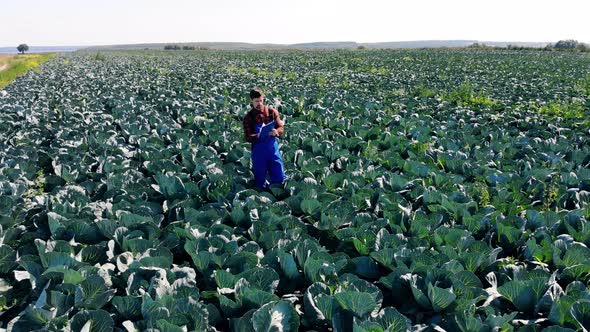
[250,87,264,111]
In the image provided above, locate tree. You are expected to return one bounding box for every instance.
[17,44,29,54]
[164,44,181,50]
[576,43,589,52]
[554,39,578,50]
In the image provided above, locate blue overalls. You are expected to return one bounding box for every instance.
[252,121,285,189]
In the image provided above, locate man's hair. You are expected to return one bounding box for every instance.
[250,87,264,99]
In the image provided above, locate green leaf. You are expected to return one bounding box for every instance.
[562,265,590,282]
[5,306,51,331]
[112,296,142,320]
[153,173,187,199]
[334,291,378,317]
[496,222,522,249]
[75,275,116,310]
[303,252,337,284]
[352,320,383,332]
[214,269,239,290]
[409,275,431,309]
[562,244,590,267]
[42,266,84,284]
[453,270,483,289]
[192,251,212,272]
[185,240,212,272]
[349,256,381,279]
[230,205,248,225]
[230,309,256,332]
[71,309,114,332]
[542,327,577,332]
[565,281,589,297]
[571,300,590,331]
[304,282,332,322]
[370,248,396,270]
[219,295,241,316]
[64,270,84,285]
[354,307,412,332]
[139,247,173,269]
[45,252,78,269]
[315,294,336,321]
[240,288,280,310]
[301,199,321,216]
[0,245,18,273]
[252,300,300,332]
[524,238,553,263]
[374,307,412,331]
[224,251,259,274]
[80,245,108,265]
[0,196,13,216]
[50,289,74,316]
[427,283,456,312]
[323,173,345,190]
[239,267,280,293]
[483,312,517,330]
[352,238,370,256]
[278,251,300,280]
[455,311,485,332]
[498,280,536,313]
[295,239,322,268]
[156,319,184,332]
[141,293,169,322]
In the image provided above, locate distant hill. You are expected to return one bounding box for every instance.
[83,40,552,51]
[361,40,550,49]
[87,42,289,51]
[363,40,478,49]
[288,41,359,49]
[1,40,555,54]
[470,41,549,48]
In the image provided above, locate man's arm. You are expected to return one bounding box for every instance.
[272,108,284,136]
[243,113,258,143]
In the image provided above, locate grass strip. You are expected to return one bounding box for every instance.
[0,53,57,89]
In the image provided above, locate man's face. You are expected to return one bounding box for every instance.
[251,96,264,110]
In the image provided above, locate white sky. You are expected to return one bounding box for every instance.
[1,0,589,46]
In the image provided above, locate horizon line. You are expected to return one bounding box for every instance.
[0,39,570,48]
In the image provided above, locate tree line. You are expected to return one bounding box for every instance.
[164,44,210,51]
[468,39,589,52]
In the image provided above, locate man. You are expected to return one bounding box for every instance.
[242,87,286,189]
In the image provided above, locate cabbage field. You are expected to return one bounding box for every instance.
[1,49,590,331]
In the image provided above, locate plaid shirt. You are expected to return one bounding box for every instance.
[243,105,284,143]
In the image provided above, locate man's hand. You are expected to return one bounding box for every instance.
[269,129,279,137]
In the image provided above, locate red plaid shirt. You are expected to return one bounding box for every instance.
[243,105,284,143]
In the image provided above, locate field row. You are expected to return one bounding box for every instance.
[0,50,589,331]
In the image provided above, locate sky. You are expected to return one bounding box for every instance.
[1,0,589,46]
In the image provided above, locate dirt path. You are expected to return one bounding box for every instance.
[0,54,15,72]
